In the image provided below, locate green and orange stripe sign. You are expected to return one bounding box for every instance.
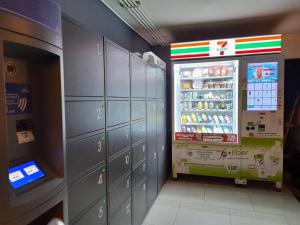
[170,34,282,60]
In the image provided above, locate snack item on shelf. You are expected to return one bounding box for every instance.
[204,101,209,110]
[196,127,202,133]
[226,103,232,110]
[221,66,227,76]
[220,81,226,89]
[182,81,192,89]
[181,114,188,124]
[208,115,213,123]
[213,81,221,89]
[196,113,202,122]
[220,102,226,110]
[193,80,203,89]
[202,68,209,77]
[206,127,213,133]
[198,101,203,110]
[220,94,225,99]
[226,65,234,76]
[187,115,192,123]
[191,113,197,123]
[201,113,207,122]
[203,82,209,89]
[182,126,187,132]
[208,67,214,76]
[202,126,207,133]
[209,102,214,109]
[213,114,219,123]
[207,81,213,89]
[223,127,230,133]
[192,68,203,77]
[193,92,198,100]
[226,91,233,99]
[181,70,192,78]
[191,126,196,133]
[187,127,191,132]
[226,80,233,89]
[213,66,221,76]
[224,115,231,123]
[218,115,225,123]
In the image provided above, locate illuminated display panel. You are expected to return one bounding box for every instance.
[247,62,278,111]
[9,161,45,189]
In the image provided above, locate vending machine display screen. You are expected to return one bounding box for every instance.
[247,62,278,111]
[8,161,45,189]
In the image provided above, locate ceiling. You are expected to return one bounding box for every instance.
[100,0,300,46]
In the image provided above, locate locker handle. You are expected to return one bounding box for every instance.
[154,152,157,160]
[98,173,103,185]
[98,206,104,218]
[143,183,146,191]
[162,145,165,152]
[126,179,130,189]
[125,155,130,165]
[142,145,146,152]
[97,140,102,152]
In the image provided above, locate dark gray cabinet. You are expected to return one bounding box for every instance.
[67,133,105,184]
[108,150,131,185]
[73,196,107,225]
[132,161,146,189]
[68,164,106,221]
[146,65,157,99]
[62,19,104,97]
[108,125,130,158]
[131,54,146,98]
[109,175,131,216]
[110,197,131,225]
[105,40,130,97]
[132,142,146,168]
[107,100,130,127]
[131,100,146,121]
[65,101,105,138]
[132,180,147,225]
[156,68,166,99]
[132,120,146,145]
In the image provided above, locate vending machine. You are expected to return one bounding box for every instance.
[171,34,284,189]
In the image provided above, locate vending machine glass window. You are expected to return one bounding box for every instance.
[173,60,239,143]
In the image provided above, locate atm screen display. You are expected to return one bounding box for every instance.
[9,161,45,189]
[247,62,278,111]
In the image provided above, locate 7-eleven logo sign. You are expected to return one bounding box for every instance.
[217,41,228,55]
[210,39,235,57]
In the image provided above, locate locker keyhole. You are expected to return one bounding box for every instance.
[98,173,103,184]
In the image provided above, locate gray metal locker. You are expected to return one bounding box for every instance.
[66,133,106,185]
[131,54,146,98]
[146,65,157,99]
[146,101,158,209]
[132,180,147,225]
[105,39,130,97]
[62,19,104,97]
[65,100,105,138]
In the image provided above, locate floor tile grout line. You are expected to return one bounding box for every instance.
[171,202,182,225]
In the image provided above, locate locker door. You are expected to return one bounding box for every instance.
[62,19,104,97]
[157,101,167,191]
[146,101,157,208]
[131,54,146,98]
[156,68,166,99]
[146,65,157,99]
[105,40,130,97]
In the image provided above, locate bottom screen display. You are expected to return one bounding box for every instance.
[9,160,45,190]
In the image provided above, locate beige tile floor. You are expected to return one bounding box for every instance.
[143,176,300,225]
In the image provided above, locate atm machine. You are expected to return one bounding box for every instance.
[171,34,284,190]
[0,1,67,225]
